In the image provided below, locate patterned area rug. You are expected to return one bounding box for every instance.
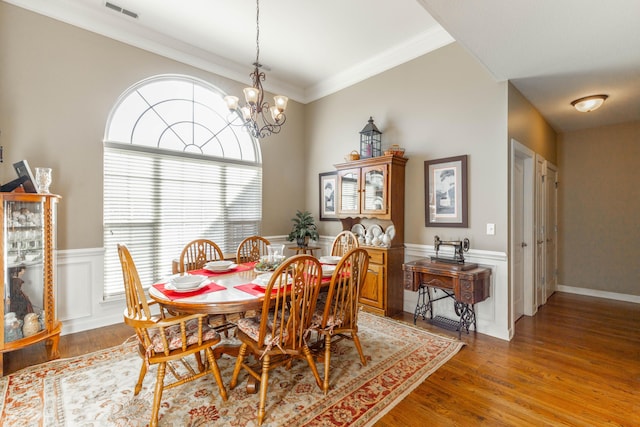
[0,313,463,426]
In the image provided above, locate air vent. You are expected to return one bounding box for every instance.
[105,2,138,19]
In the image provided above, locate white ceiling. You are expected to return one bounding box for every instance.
[6,0,640,133]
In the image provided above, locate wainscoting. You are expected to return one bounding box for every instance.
[55,237,634,340]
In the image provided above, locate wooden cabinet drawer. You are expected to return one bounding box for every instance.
[418,272,453,290]
[365,249,385,265]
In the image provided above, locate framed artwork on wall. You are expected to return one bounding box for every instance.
[319,171,339,221]
[425,155,468,227]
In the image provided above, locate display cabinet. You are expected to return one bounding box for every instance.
[334,154,407,316]
[1,193,61,375]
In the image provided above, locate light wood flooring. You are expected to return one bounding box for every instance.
[3,292,639,426]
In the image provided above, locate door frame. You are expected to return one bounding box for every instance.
[510,139,536,321]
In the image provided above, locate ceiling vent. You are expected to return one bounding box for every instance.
[105,2,138,19]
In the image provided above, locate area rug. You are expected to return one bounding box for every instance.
[0,313,463,426]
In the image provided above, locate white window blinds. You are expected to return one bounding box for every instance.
[103,145,262,298]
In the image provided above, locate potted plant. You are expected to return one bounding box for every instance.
[286,210,320,247]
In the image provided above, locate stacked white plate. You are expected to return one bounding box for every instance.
[204,260,236,272]
[167,274,208,292]
[319,255,341,265]
[322,265,336,277]
[251,272,292,289]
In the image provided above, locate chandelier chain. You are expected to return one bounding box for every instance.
[255,0,260,67]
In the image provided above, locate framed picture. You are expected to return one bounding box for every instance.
[13,160,37,193]
[319,171,339,221]
[425,155,468,227]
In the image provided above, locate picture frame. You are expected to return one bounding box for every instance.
[319,171,339,221]
[425,155,468,227]
[12,160,37,193]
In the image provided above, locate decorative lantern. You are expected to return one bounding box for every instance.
[359,116,382,158]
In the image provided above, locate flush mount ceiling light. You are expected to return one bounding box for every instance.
[571,94,608,112]
[224,0,288,139]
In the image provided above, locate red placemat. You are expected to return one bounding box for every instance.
[189,262,256,277]
[235,283,292,297]
[153,281,225,301]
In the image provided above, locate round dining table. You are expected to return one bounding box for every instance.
[149,262,267,316]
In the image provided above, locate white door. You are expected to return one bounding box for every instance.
[511,140,535,322]
[513,155,525,321]
[545,163,558,299]
[535,155,546,308]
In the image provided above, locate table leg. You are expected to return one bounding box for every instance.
[413,285,433,324]
[454,302,477,339]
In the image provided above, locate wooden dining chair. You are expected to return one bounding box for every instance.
[117,244,228,427]
[236,235,271,263]
[178,239,236,333]
[312,247,370,394]
[330,230,359,257]
[229,254,324,426]
[178,238,224,273]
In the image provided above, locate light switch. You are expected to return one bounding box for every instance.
[486,223,495,235]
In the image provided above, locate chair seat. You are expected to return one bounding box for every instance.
[312,305,344,330]
[149,318,219,353]
[236,315,289,347]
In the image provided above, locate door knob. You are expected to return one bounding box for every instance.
[521,242,527,248]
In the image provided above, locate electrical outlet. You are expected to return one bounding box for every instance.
[486,223,495,235]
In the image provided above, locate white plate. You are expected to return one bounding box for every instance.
[351,223,365,237]
[385,225,396,240]
[170,274,208,289]
[165,280,209,293]
[322,265,336,277]
[369,224,383,237]
[251,272,293,289]
[319,255,341,265]
[204,262,237,272]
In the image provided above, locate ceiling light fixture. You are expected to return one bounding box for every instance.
[224,0,288,139]
[571,94,608,113]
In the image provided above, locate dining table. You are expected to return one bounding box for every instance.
[149,261,269,317]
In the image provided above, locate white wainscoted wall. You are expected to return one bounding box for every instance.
[56,237,512,339]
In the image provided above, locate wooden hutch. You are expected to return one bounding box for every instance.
[334,154,407,316]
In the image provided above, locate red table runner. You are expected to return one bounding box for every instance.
[153,281,225,301]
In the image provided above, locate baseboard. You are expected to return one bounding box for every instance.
[556,285,640,304]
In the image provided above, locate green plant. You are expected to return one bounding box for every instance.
[286,210,320,243]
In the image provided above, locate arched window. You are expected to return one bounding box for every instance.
[103,75,262,298]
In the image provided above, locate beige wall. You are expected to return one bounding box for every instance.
[558,121,640,295]
[508,84,558,164]
[0,3,306,249]
[306,43,509,252]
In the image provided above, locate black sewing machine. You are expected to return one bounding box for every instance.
[431,235,470,264]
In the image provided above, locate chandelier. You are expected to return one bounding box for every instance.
[224,0,288,139]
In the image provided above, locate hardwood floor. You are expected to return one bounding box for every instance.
[3,292,638,426]
[382,292,640,426]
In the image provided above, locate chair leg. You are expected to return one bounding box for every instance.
[230,343,247,389]
[351,332,367,366]
[323,334,331,394]
[204,347,228,400]
[134,360,148,395]
[303,345,323,391]
[257,355,271,426]
[194,351,206,372]
[150,362,166,427]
